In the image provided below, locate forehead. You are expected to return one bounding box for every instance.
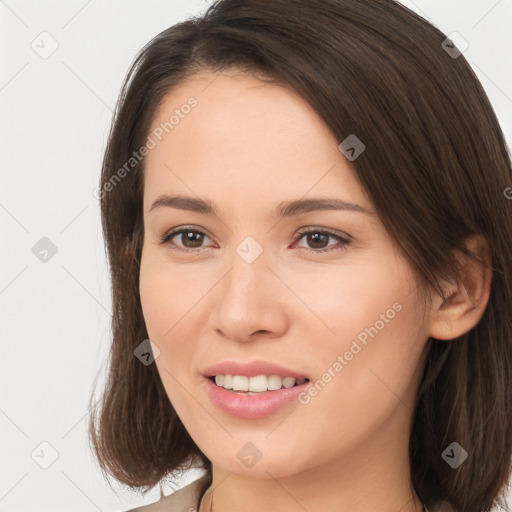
[147,69,332,147]
[142,70,371,211]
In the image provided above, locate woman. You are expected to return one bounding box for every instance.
[88,1,512,511]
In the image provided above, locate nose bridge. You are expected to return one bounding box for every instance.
[211,235,286,341]
[224,235,270,308]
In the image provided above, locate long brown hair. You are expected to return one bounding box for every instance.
[88,1,512,510]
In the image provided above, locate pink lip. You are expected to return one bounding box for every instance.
[202,360,309,379]
[201,376,310,419]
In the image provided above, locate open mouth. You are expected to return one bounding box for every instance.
[208,375,310,394]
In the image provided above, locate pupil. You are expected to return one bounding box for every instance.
[184,231,203,247]
[308,232,328,248]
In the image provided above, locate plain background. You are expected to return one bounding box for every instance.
[1,1,511,511]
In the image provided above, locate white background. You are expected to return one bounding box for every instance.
[1,1,511,511]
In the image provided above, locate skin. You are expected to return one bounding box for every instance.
[139,69,492,512]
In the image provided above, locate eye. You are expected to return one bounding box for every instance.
[159,226,214,253]
[293,228,352,253]
[159,226,352,254]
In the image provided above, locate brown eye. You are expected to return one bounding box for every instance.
[160,226,351,255]
[304,232,330,249]
[160,227,213,252]
[294,229,351,253]
[176,230,206,248]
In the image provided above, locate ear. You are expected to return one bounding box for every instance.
[428,234,493,341]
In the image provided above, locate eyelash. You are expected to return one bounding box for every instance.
[159,226,352,254]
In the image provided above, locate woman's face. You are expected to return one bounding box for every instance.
[139,69,431,479]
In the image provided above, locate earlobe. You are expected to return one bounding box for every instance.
[428,234,493,341]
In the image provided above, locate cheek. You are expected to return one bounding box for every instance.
[139,260,183,387]
[139,251,207,343]
[293,299,426,453]
[297,254,426,413]
[139,252,215,398]
[277,252,413,347]
[139,260,198,415]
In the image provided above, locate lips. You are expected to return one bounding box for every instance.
[201,374,311,419]
[202,360,309,380]
[200,360,312,418]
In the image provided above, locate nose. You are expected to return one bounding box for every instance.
[209,243,289,343]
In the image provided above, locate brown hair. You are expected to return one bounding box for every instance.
[88,1,512,510]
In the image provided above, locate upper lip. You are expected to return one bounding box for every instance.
[203,360,309,380]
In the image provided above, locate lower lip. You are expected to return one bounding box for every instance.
[202,377,310,419]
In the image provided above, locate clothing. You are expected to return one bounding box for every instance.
[122,473,455,512]
[124,474,211,512]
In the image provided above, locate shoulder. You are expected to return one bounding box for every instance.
[122,473,212,512]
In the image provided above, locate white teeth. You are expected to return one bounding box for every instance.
[249,375,268,392]
[282,377,296,388]
[212,374,307,393]
[232,375,249,391]
[223,374,232,388]
[267,375,283,391]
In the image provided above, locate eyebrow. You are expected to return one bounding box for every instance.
[148,195,375,217]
